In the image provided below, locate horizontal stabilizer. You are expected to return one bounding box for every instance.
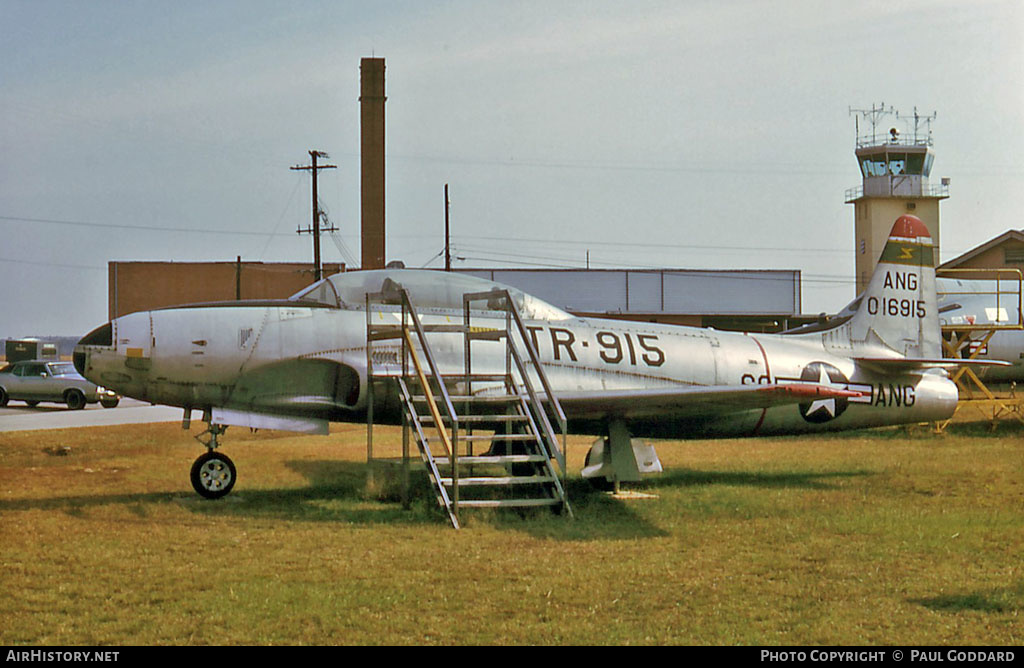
[853,357,1012,374]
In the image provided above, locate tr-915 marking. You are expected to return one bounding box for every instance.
[596,331,665,367]
[525,326,665,367]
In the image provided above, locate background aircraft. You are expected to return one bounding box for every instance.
[935,277,1024,382]
[75,215,988,499]
[789,277,1024,382]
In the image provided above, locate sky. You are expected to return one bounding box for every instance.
[2,0,1022,337]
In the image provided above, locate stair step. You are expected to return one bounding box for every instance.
[424,433,537,443]
[411,394,521,404]
[419,414,528,424]
[368,324,468,340]
[441,373,510,383]
[440,475,554,486]
[456,498,562,508]
[433,454,548,465]
[407,373,510,384]
[465,330,505,341]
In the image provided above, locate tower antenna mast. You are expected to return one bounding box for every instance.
[849,103,897,147]
[897,106,938,146]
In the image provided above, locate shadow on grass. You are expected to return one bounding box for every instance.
[799,419,1024,441]
[911,582,1024,613]
[650,467,871,491]
[0,489,189,512]
[482,477,671,541]
[484,466,869,541]
[0,460,442,527]
[0,457,870,535]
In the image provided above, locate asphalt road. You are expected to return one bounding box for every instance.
[0,398,202,433]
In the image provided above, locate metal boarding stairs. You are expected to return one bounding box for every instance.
[365,284,572,529]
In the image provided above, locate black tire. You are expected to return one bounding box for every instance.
[100,397,120,409]
[0,387,8,407]
[25,400,39,408]
[190,451,237,499]
[65,389,86,411]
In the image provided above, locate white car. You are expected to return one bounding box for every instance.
[0,360,120,409]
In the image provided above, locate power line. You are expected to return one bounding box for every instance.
[386,151,852,177]
[453,235,852,255]
[0,215,287,237]
[259,172,306,260]
[0,256,105,271]
[0,213,984,269]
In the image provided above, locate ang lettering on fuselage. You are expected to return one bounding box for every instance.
[874,383,915,407]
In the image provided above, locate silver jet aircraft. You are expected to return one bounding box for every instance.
[74,215,985,499]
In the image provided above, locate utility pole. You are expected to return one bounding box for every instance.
[444,184,451,272]
[291,150,338,282]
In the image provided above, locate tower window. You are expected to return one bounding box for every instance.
[887,154,907,175]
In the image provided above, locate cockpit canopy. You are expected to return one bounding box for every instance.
[289,269,572,320]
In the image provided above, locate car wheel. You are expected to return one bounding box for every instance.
[65,389,86,411]
[190,451,237,499]
[100,397,120,409]
[0,388,8,407]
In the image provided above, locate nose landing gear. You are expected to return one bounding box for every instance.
[189,420,236,500]
[190,450,236,499]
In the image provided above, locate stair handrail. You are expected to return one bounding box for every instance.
[401,329,455,459]
[368,285,463,516]
[368,285,461,433]
[397,288,459,434]
[395,377,460,529]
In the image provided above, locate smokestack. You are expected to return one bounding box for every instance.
[360,57,386,270]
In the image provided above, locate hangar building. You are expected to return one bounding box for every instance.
[105,262,801,333]
[938,230,1024,277]
[456,268,801,331]
[108,260,344,321]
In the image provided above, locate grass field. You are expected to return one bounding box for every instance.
[1,418,1022,645]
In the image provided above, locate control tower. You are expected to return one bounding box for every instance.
[846,104,949,293]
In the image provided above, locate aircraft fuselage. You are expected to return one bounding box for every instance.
[75,300,957,439]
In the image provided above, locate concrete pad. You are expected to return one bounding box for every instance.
[0,399,202,433]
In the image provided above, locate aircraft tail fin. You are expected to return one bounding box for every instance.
[845,215,942,359]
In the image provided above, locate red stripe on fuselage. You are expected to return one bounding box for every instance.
[750,336,771,435]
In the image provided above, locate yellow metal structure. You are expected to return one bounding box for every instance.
[936,268,1024,429]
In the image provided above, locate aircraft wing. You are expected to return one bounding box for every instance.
[551,383,864,421]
